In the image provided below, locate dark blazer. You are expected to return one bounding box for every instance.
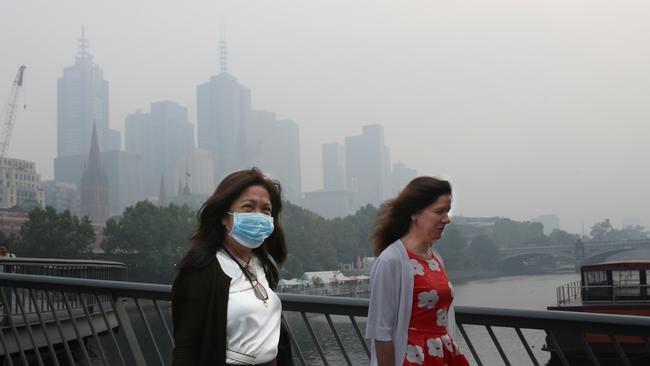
[171,257,294,366]
[171,258,230,365]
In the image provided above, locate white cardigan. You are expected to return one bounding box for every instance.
[365,240,457,366]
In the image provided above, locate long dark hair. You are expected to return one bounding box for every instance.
[178,168,287,289]
[372,176,451,256]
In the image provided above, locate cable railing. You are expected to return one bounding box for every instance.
[0,272,650,365]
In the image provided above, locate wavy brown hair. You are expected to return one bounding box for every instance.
[178,168,287,289]
[372,176,451,256]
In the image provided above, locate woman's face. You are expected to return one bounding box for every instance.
[222,184,273,231]
[411,194,452,242]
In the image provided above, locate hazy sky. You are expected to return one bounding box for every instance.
[2,0,650,233]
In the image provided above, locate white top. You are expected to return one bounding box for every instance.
[217,251,281,365]
[365,240,457,366]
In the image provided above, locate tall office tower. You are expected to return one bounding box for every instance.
[42,180,78,214]
[175,148,215,196]
[79,125,110,223]
[390,161,417,196]
[248,110,301,202]
[197,41,252,181]
[345,124,391,209]
[125,101,194,197]
[322,142,346,191]
[57,28,120,158]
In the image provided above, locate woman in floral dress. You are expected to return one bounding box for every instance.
[366,177,469,366]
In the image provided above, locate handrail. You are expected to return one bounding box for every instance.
[4,272,650,329]
[456,305,650,335]
[1,273,649,365]
[556,281,650,305]
[0,273,168,298]
[0,257,127,268]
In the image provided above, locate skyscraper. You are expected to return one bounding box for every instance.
[79,125,109,223]
[57,28,120,158]
[175,148,215,195]
[125,101,194,197]
[391,161,417,196]
[345,124,391,208]
[249,110,301,202]
[42,180,78,214]
[196,41,252,181]
[322,142,346,191]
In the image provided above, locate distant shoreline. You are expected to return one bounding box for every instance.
[447,267,578,284]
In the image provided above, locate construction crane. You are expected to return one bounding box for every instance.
[1,65,26,159]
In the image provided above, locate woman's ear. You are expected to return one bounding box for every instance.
[221,215,231,230]
[411,211,419,223]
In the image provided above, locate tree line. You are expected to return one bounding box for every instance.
[3,202,648,283]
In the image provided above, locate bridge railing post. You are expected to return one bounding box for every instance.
[112,295,147,366]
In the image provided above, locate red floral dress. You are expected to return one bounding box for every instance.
[403,250,470,366]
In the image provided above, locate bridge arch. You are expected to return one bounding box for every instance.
[581,247,648,265]
[496,252,574,273]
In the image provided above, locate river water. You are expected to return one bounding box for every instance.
[286,272,581,366]
[80,272,580,365]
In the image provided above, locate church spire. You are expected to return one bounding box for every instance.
[87,123,102,172]
[80,122,109,223]
[158,174,168,207]
[183,169,191,195]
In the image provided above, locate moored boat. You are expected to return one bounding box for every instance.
[546,261,650,365]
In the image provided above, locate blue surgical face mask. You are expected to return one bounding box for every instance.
[226,212,275,249]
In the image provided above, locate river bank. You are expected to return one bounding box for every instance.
[447,267,578,284]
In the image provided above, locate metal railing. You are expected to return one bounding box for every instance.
[557,281,650,305]
[556,280,583,305]
[0,273,650,365]
[0,258,128,281]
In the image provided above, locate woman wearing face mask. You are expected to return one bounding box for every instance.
[171,168,293,366]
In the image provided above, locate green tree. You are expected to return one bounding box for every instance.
[19,207,95,258]
[102,201,196,283]
[548,228,580,246]
[492,218,546,247]
[620,225,648,240]
[436,224,467,270]
[282,253,304,279]
[589,219,648,242]
[466,235,499,270]
[328,204,378,265]
[590,219,614,241]
[281,202,336,273]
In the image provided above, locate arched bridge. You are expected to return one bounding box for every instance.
[497,239,650,266]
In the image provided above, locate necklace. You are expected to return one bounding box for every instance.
[222,247,269,306]
[402,239,434,260]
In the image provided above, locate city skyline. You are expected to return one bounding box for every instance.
[2,1,650,233]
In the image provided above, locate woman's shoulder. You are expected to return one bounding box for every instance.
[372,240,408,274]
[377,239,407,262]
[173,258,221,291]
